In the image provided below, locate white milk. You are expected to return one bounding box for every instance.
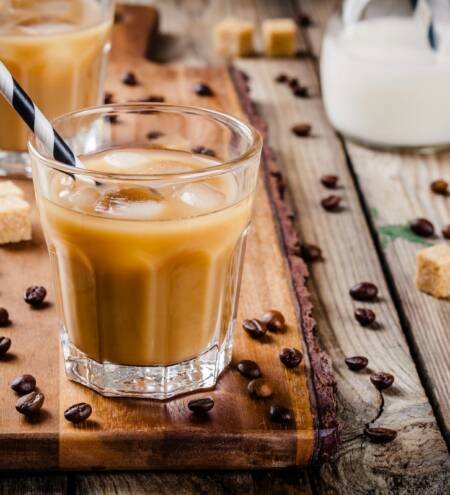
[320,14,450,149]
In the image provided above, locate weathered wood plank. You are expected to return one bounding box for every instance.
[0,475,67,495]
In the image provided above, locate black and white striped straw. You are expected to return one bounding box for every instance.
[0,60,82,168]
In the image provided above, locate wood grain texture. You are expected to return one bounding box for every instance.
[0,475,67,495]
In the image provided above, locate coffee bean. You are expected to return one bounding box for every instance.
[188,397,214,414]
[430,179,448,196]
[354,308,376,327]
[193,82,214,96]
[105,114,119,124]
[64,402,93,423]
[442,224,450,239]
[236,360,261,379]
[261,310,286,333]
[11,374,36,395]
[104,92,114,104]
[24,286,47,307]
[16,391,44,416]
[146,130,164,140]
[293,86,308,98]
[299,243,322,262]
[0,307,10,327]
[364,426,397,443]
[242,319,267,339]
[350,282,378,301]
[345,356,368,371]
[269,405,293,423]
[114,11,123,23]
[370,372,394,390]
[0,336,11,356]
[409,218,434,238]
[321,195,341,211]
[248,378,273,398]
[296,13,312,27]
[191,146,216,157]
[320,174,339,189]
[288,78,300,89]
[137,95,165,103]
[292,123,311,137]
[122,71,139,86]
[275,73,288,83]
[279,347,303,368]
[240,70,250,82]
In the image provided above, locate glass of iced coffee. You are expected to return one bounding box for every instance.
[0,0,113,176]
[29,104,262,399]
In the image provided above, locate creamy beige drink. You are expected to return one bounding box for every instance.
[0,0,112,151]
[38,149,253,367]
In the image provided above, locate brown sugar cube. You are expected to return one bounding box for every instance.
[213,18,255,58]
[262,18,297,57]
[416,244,450,299]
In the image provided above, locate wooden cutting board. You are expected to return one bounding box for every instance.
[0,5,337,470]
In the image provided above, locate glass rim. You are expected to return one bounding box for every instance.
[28,103,263,181]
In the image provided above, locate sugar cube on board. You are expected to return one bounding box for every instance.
[0,182,32,244]
[416,244,450,299]
[214,18,255,58]
[262,18,297,57]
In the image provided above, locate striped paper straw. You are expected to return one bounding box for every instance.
[0,60,83,169]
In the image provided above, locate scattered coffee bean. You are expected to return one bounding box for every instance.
[299,243,322,262]
[188,397,214,414]
[64,402,93,424]
[11,374,36,395]
[0,336,11,356]
[296,13,312,27]
[269,405,293,423]
[321,194,341,211]
[114,11,123,23]
[320,174,339,189]
[104,114,119,124]
[279,347,303,368]
[16,391,44,416]
[364,426,397,444]
[240,70,250,82]
[24,286,47,307]
[104,92,114,104]
[0,307,10,327]
[288,77,300,89]
[193,82,214,96]
[146,130,164,140]
[409,218,434,238]
[275,73,288,83]
[442,224,450,239]
[138,95,165,103]
[430,179,448,196]
[121,71,139,86]
[293,86,308,98]
[261,310,286,332]
[248,378,273,399]
[370,372,394,390]
[345,356,368,371]
[350,282,378,301]
[191,146,216,157]
[354,308,376,327]
[292,123,311,137]
[236,360,261,379]
[242,319,267,339]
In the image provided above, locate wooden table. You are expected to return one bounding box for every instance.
[2,1,448,493]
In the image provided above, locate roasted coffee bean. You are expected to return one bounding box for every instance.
[349,282,378,301]
[321,195,341,211]
[0,336,11,356]
[121,71,139,86]
[24,286,47,307]
[11,374,36,395]
[188,397,214,414]
[138,95,165,103]
[146,130,164,140]
[191,146,216,157]
[193,82,214,96]
[236,360,261,379]
[16,391,44,416]
[442,224,450,239]
[297,13,312,27]
[292,86,308,98]
[409,218,434,237]
[292,123,311,137]
[0,307,10,327]
[64,402,93,423]
[354,308,376,327]
[242,319,267,339]
[288,77,300,89]
[114,11,123,23]
[344,356,368,371]
[320,174,339,189]
[370,372,394,390]
[430,179,448,196]
[104,92,114,104]
[279,347,303,368]
[299,243,322,262]
[105,114,119,124]
[364,426,397,443]
[275,73,288,83]
[261,310,286,332]
[240,70,250,82]
[248,378,273,398]
[269,405,293,423]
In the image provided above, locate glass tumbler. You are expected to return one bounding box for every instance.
[29,104,262,399]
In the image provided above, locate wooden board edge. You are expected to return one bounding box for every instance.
[229,66,339,463]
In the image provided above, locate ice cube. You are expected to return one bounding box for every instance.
[70,187,101,213]
[104,151,151,173]
[176,183,225,210]
[95,187,164,219]
[19,20,75,35]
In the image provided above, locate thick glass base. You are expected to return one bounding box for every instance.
[0,150,32,178]
[61,324,234,399]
